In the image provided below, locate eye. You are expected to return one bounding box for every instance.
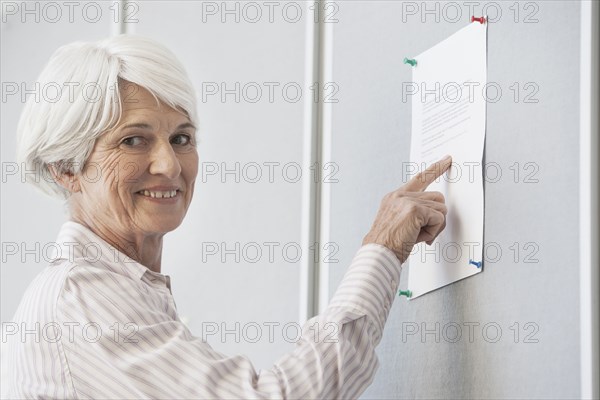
[171,133,193,146]
[121,136,145,146]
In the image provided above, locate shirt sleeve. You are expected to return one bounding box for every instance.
[57,243,402,399]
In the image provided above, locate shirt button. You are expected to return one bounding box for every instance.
[391,279,397,288]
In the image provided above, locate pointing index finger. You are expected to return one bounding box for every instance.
[407,155,453,191]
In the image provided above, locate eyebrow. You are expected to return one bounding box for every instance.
[120,122,197,131]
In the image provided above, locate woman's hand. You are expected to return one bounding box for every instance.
[362,155,452,263]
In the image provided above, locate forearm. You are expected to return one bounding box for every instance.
[273,244,402,399]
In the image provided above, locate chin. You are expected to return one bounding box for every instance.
[142,217,184,234]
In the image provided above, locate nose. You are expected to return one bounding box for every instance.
[148,140,182,179]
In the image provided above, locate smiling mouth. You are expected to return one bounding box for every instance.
[136,189,180,199]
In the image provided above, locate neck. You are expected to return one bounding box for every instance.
[69,212,164,274]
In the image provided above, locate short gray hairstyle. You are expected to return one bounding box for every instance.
[16,34,198,200]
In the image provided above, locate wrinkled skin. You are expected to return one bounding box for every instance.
[363,156,452,263]
[50,82,199,273]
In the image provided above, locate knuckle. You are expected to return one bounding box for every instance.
[404,200,419,214]
[396,196,411,206]
[431,191,445,202]
[383,191,395,200]
[381,193,393,206]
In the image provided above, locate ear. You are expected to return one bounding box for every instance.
[47,163,81,193]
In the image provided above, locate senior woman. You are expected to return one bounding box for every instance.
[4,35,450,399]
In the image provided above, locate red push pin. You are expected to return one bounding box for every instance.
[471,16,486,24]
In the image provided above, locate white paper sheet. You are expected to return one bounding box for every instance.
[407,21,487,299]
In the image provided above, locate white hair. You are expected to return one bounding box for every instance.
[16,34,198,200]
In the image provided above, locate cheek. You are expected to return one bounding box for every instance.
[118,157,147,188]
[181,151,199,182]
[94,152,146,193]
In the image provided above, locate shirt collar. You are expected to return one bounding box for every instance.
[50,220,172,292]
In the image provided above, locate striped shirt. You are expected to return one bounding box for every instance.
[2,221,402,399]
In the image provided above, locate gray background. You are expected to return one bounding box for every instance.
[324,1,581,398]
[1,0,307,373]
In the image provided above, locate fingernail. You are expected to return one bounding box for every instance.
[442,155,452,161]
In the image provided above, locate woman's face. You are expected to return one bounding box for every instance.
[73,82,198,236]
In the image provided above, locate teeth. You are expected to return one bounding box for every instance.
[140,190,178,199]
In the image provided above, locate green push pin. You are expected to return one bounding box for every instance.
[398,289,412,298]
[403,57,417,67]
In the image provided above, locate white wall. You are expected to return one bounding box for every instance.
[1,0,318,372]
